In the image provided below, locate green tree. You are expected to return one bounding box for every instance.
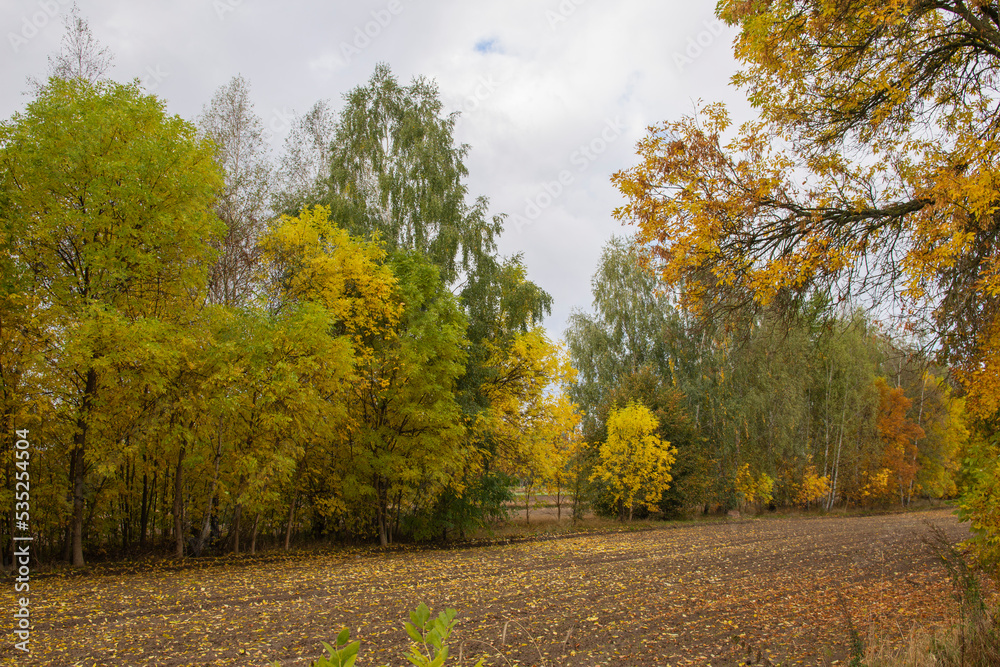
[337,251,469,546]
[0,78,223,564]
[318,63,500,287]
[565,237,675,434]
[261,205,402,547]
[295,64,553,537]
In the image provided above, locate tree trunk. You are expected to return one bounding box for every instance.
[63,448,78,562]
[907,377,927,506]
[372,474,389,547]
[391,488,403,545]
[71,367,98,566]
[284,489,298,551]
[232,503,242,554]
[524,480,531,525]
[823,362,833,479]
[827,393,848,511]
[250,513,261,555]
[173,444,186,558]
[139,462,150,550]
[194,439,224,557]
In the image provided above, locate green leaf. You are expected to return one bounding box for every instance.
[416,602,431,626]
[335,628,351,647]
[404,621,423,643]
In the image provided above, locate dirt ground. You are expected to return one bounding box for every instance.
[3,509,970,666]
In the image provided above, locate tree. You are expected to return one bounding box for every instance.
[611,1,1000,412]
[198,75,273,307]
[591,402,677,521]
[796,467,831,510]
[337,251,468,546]
[0,78,222,564]
[296,64,553,537]
[318,63,501,288]
[875,377,926,505]
[274,100,336,215]
[914,373,968,499]
[565,237,675,430]
[45,3,114,84]
[262,204,404,547]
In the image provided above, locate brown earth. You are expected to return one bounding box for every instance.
[2,509,971,666]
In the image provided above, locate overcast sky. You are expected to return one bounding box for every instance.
[3,0,752,340]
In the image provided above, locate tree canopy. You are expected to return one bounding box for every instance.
[612,0,1000,412]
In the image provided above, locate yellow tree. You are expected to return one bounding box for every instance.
[796,466,831,510]
[734,463,774,512]
[1,78,222,565]
[263,205,421,547]
[591,402,677,521]
[915,374,968,499]
[544,401,584,522]
[480,328,579,522]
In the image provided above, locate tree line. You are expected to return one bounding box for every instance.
[567,239,968,521]
[0,18,579,566]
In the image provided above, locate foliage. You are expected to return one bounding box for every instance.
[566,237,962,516]
[876,377,926,504]
[402,603,484,667]
[0,76,222,564]
[591,402,677,521]
[734,463,774,509]
[318,63,500,290]
[269,603,483,667]
[796,466,831,507]
[958,424,1000,570]
[610,0,1000,546]
[479,328,579,477]
[565,237,675,436]
[306,629,360,667]
[337,251,469,546]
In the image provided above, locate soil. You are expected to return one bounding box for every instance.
[2,508,970,666]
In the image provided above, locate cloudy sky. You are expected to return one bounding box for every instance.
[3,0,752,339]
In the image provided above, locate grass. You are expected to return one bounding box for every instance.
[861,522,1000,666]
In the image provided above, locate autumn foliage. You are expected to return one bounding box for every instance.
[610,0,997,556]
[591,402,676,521]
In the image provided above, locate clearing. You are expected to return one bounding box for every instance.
[3,509,969,666]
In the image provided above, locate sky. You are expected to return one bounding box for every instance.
[2,0,752,340]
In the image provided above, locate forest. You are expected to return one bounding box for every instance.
[2,1,999,587]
